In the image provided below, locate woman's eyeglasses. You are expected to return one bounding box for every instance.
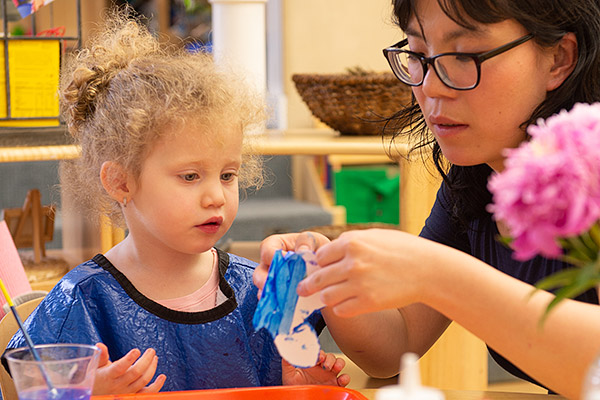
[382,34,533,90]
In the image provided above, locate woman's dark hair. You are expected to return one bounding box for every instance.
[387,0,600,227]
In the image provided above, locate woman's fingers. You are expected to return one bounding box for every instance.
[299,229,415,315]
[331,296,370,318]
[297,259,347,297]
[314,231,352,266]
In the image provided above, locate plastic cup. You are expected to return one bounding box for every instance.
[5,344,100,400]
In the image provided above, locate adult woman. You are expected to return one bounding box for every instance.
[254,0,600,398]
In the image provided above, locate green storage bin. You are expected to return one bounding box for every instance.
[333,165,400,224]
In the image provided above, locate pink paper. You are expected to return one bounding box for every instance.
[0,220,32,318]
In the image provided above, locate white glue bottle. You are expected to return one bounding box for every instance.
[376,353,445,400]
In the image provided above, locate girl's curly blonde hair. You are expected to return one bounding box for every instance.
[60,7,264,228]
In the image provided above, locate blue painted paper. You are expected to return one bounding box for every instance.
[253,250,324,368]
[253,250,307,337]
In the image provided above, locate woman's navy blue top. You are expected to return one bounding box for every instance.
[420,182,598,390]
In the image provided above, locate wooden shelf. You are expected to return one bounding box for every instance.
[0,128,406,162]
[0,126,78,162]
[252,128,409,156]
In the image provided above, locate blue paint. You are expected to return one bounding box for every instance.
[18,387,91,400]
[253,250,307,338]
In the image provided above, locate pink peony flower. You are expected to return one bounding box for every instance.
[488,102,600,261]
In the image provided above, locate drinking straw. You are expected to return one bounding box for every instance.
[0,279,57,397]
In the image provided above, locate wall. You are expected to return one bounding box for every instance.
[283,0,402,129]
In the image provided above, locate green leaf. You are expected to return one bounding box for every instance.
[589,223,600,248]
[565,236,595,261]
[496,235,513,247]
[560,255,587,268]
[533,268,582,291]
[538,278,600,326]
[581,231,599,254]
[566,248,592,263]
[535,261,600,327]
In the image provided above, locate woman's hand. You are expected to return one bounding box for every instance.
[281,350,350,387]
[253,232,330,293]
[297,229,442,318]
[92,343,166,395]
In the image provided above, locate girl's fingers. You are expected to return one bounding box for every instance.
[256,234,294,290]
[337,373,351,387]
[331,356,346,374]
[105,348,142,378]
[252,265,269,292]
[259,234,296,266]
[294,232,320,252]
[123,349,157,383]
[139,374,167,393]
[109,348,156,387]
[95,343,111,367]
[126,353,159,392]
[321,352,337,371]
[320,353,346,373]
[93,348,164,395]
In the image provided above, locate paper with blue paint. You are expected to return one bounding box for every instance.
[253,250,325,368]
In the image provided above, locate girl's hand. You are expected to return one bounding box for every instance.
[281,350,350,387]
[253,232,330,293]
[92,343,167,395]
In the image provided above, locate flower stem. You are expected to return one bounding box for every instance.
[589,222,600,248]
[564,236,595,263]
[581,230,599,254]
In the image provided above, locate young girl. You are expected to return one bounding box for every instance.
[5,10,349,395]
[255,0,600,398]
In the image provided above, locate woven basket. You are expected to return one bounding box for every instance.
[292,72,412,136]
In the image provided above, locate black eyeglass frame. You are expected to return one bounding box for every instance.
[382,34,534,90]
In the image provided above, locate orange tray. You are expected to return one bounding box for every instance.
[92,385,369,400]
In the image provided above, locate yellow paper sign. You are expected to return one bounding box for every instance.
[0,39,60,126]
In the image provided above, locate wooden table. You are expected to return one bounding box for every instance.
[359,388,564,400]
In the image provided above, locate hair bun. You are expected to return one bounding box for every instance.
[63,61,126,138]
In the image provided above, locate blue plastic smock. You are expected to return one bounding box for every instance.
[4,249,324,391]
